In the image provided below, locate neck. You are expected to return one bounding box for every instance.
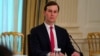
[45,21,54,26]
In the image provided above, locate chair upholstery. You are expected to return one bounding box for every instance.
[87,32,100,56]
[0,32,24,55]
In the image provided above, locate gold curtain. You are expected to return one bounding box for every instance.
[22,0,49,55]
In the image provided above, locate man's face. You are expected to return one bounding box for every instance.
[44,5,59,24]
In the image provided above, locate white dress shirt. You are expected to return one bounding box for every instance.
[44,22,58,49]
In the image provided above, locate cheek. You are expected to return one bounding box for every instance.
[44,13,48,18]
[44,12,49,17]
[55,14,58,18]
[47,14,51,18]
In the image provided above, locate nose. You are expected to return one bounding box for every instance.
[51,12,54,16]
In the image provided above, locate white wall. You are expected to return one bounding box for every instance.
[50,0,100,56]
[78,0,100,37]
[54,0,100,38]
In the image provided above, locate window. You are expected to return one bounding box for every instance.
[0,0,23,34]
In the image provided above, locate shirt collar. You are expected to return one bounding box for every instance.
[44,22,55,29]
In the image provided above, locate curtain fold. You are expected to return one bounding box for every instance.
[22,0,49,55]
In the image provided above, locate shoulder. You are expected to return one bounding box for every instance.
[55,25,69,34]
[31,23,45,31]
[55,25,67,31]
[30,24,45,32]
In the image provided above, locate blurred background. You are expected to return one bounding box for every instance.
[0,0,100,56]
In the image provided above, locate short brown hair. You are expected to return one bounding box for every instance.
[44,1,60,12]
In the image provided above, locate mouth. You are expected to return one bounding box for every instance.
[50,17,54,19]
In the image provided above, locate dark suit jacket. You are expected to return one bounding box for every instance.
[28,23,75,56]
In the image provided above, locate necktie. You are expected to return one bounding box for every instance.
[50,26,55,52]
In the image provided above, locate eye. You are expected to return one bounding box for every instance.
[54,11,57,13]
[48,10,52,12]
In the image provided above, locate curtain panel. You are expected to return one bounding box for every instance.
[0,0,23,34]
[22,0,49,55]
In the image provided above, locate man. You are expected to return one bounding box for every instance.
[28,1,80,56]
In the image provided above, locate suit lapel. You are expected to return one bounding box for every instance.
[55,26,62,48]
[40,23,51,46]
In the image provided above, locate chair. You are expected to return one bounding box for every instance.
[87,32,100,56]
[0,32,24,55]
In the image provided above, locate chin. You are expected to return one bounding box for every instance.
[51,21,55,23]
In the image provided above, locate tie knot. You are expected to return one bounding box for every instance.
[50,26,53,29]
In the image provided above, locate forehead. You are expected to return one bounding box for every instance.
[46,5,58,11]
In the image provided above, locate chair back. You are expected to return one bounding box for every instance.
[0,32,24,55]
[87,32,100,56]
